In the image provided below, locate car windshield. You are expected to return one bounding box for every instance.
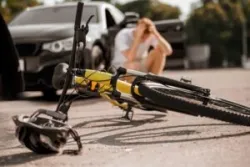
[9,5,99,25]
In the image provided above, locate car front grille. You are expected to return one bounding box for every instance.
[15,43,41,57]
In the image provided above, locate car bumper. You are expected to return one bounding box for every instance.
[19,50,72,73]
[165,58,186,68]
[23,65,56,91]
[19,50,87,91]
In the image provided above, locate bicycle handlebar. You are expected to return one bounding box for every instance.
[74,2,83,30]
[55,2,84,112]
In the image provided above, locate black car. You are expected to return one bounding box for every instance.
[8,3,99,98]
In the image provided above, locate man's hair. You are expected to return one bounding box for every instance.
[137,17,151,34]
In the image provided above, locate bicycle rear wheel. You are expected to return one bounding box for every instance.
[138,81,250,126]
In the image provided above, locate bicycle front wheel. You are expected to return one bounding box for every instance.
[138,81,250,126]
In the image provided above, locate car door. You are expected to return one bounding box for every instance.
[102,6,124,62]
[153,19,187,68]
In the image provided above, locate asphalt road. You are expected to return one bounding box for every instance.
[0,68,250,167]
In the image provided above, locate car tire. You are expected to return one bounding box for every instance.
[92,45,105,70]
[77,49,94,69]
[42,88,57,100]
[184,58,190,70]
[198,60,209,69]
[184,59,209,69]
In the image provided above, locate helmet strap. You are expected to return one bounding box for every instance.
[62,128,82,155]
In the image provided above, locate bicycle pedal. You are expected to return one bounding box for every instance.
[180,77,192,84]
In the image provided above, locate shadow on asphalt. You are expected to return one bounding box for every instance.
[0,152,51,166]
[97,123,250,146]
[65,113,167,145]
[67,114,250,146]
[0,145,23,151]
[1,115,250,165]
[72,113,166,129]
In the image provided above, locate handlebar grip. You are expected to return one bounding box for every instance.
[74,2,83,29]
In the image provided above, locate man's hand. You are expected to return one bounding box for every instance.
[148,24,158,35]
[135,23,146,39]
[141,18,158,35]
[141,18,173,56]
[141,18,154,27]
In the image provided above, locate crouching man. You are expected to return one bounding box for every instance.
[111,18,173,76]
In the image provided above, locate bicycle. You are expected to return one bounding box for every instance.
[12,2,250,155]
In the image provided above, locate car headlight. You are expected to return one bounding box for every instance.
[42,36,92,53]
[42,37,73,53]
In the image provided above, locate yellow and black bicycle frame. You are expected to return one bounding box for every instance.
[73,69,145,110]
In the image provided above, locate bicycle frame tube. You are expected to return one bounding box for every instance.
[74,69,140,95]
[125,68,210,96]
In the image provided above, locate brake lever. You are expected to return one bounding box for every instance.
[76,15,94,45]
[85,15,94,32]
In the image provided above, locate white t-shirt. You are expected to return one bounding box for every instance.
[111,27,158,67]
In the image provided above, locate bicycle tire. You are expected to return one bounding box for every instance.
[138,81,250,126]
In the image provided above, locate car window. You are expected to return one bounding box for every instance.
[108,6,124,24]
[105,8,116,28]
[9,5,99,25]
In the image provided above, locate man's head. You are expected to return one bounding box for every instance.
[136,17,154,41]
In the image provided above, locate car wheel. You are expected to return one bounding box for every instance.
[184,58,190,70]
[77,49,94,69]
[92,45,105,70]
[184,59,209,69]
[42,88,57,100]
[199,60,209,69]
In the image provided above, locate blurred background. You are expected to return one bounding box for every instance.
[1,0,250,68]
[0,0,250,99]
